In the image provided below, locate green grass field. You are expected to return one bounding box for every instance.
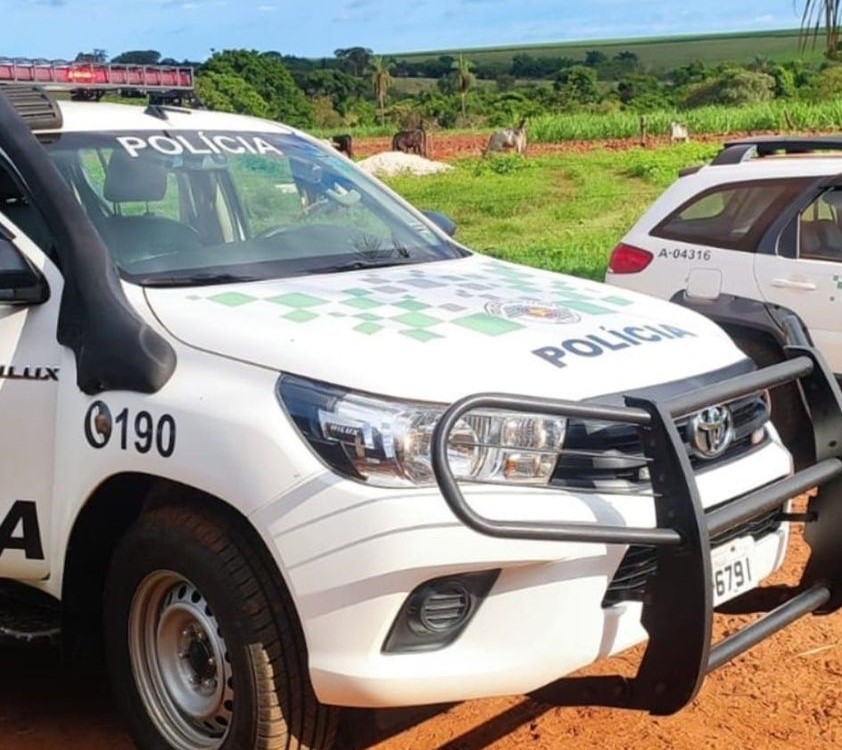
[320,98,842,143]
[389,28,822,71]
[530,100,842,141]
[383,142,718,280]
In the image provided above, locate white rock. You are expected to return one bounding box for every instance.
[357,151,454,177]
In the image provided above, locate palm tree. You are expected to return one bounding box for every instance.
[453,55,475,119]
[749,54,772,73]
[799,0,842,60]
[368,56,393,126]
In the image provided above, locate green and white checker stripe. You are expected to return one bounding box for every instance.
[189,259,635,343]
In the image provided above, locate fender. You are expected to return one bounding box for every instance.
[669,291,814,351]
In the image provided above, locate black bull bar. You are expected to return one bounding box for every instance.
[431,323,842,715]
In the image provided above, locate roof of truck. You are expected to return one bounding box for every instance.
[39,100,295,135]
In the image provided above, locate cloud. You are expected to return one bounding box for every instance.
[332,0,376,25]
[257,3,275,9]
[25,0,66,5]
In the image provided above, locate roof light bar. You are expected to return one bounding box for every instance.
[0,59,194,92]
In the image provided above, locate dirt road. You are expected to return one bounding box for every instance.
[2,523,841,750]
[351,131,751,161]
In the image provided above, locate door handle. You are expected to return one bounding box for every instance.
[771,278,817,291]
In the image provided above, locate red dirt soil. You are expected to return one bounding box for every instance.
[352,131,750,161]
[2,518,841,750]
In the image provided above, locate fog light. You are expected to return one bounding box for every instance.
[382,570,499,653]
[416,583,471,634]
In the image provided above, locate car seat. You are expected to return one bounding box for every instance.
[98,150,202,266]
[800,218,842,261]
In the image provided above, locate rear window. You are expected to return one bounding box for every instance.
[652,179,812,252]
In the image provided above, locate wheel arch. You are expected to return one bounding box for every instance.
[668,290,807,353]
[61,473,302,662]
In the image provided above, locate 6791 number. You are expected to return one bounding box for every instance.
[713,558,753,601]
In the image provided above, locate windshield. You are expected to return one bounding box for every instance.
[42,130,465,286]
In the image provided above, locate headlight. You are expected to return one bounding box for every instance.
[278,375,566,488]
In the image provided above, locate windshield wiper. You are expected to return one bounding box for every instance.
[140,272,260,288]
[309,254,416,276]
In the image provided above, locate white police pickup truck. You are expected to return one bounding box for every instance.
[1,64,842,750]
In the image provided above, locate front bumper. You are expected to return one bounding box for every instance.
[430,324,842,715]
[257,318,842,711]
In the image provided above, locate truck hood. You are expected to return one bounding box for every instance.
[143,256,745,402]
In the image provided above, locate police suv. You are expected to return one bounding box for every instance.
[606,136,842,464]
[1,65,842,750]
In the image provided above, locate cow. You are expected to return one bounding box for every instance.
[483,118,527,157]
[331,134,354,158]
[392,128,428,158]
[668,121,690,143]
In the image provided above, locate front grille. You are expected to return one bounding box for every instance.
[602,506,783,607]
[552,393,768,494]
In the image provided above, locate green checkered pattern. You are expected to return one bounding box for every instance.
[200,260,634,343]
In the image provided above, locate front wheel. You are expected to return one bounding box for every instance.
[104,503,338,750]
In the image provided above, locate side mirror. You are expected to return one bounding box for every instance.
[422,210,457,238]
[0,237,49,305]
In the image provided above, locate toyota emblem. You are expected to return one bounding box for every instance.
[688,405,734,460]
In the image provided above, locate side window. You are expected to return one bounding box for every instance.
[0,164,56,258]
[652,179,812,252]
[798,189,842,262]
[675,191,726,221]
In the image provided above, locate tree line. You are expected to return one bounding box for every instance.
[73,3,842,132]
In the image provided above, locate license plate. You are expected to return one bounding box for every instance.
[711,536,755,606]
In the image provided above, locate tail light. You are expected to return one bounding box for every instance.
[608,243,654,274]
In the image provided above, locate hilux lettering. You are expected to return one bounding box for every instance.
[533,323,696,369]
[0,366,59,381]
[0,500,43,560]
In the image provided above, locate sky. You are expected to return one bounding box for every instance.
[1,0,808,62]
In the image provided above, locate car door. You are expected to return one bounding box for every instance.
[754,186,842,374]
[0,185,62,580]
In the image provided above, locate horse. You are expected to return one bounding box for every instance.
[483,118,527,156]
[331,134,353,158]
[391,128,428,158]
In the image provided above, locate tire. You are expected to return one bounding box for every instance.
[731,331,814,470]
[103,502,338,750]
